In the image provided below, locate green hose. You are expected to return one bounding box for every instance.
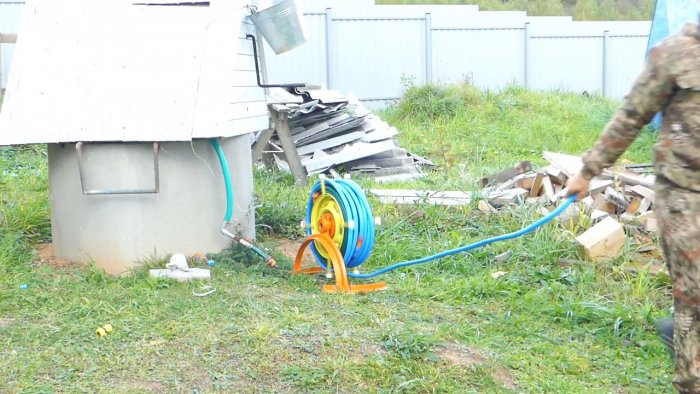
[209,139,233,223]
[209,138,276,267]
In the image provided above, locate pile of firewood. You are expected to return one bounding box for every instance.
[367,150,661,267]
[478,151,657,263]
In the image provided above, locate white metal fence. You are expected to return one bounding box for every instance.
[2,0,652,107]
[260,0,651,107]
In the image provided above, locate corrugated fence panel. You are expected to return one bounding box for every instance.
[432,28,525,89]
[0,2,24,89]
[262,13,327,87]
[529,35,604,94]
[332,18,425,100]
[605,35,649,99]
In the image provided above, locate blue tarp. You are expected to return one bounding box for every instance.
[646,0,699,128]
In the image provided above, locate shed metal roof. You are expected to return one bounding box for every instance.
[0,0,268,144]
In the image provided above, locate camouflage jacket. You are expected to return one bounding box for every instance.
[581,22,700,191]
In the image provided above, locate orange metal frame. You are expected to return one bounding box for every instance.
[293,233,386,294]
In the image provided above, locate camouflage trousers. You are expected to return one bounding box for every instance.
[656,176,700,393]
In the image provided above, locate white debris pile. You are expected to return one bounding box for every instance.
[260,88,434,182]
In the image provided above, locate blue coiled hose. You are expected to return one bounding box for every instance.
[305,178,577,279]
[305,178,375,269]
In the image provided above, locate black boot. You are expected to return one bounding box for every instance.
[655,317,674,357]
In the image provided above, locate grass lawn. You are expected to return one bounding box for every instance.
[0,85,674,393]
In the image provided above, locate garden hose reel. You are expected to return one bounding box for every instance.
[294,175,386,293]
[293,175,577,294]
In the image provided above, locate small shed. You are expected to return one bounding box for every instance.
[0,0,271,274]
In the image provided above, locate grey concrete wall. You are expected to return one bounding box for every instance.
[48,137,255,275]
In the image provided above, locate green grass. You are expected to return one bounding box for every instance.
[379,83,655,189]
[0,85,674,393]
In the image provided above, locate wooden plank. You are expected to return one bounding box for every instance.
[602,168,654,188]
[588,178,613,195]
[251,128,274,162]
[620,212,636,223]
[530,172,545,197]
[495,179,516,191]
[544,166,567,185]
[368,189,472,206]
[542,151,653,188]
[372,195,471,206]
[482,187,529,206]
[514,173,537,190]
[478,200,498,214]
[638,197,653,214]
[271,108,307,184]
[645,218,658,232]
[542,176,555,200]
[636,211,656,226]
[590,209,610,224]
[593,193,617,214]
[626,197,642,214]
[604,187,629,209]
[369,189,471,199]
[478,161,533,188]
[630,185,655,201]
[575,217,625,262]
[543,151,582,177]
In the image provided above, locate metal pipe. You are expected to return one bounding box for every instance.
[602,30,609,97]
[325,8,333,89]
[523,22,530,89]
[424,13,432,84]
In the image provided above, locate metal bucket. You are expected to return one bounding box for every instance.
[249,0,309,55]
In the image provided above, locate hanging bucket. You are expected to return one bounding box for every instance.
[249,0,309,55]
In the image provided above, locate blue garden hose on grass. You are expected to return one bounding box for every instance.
[304,177,577,279]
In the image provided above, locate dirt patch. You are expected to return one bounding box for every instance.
[351,341,387,362]
[138,381,167,393]
[439,342,517,389]
[0,318,16,329]
[34,243,83,269]
[491,367,517,390]
[268,236,316,268]
[438,342,486,367]
[107,376,168,393]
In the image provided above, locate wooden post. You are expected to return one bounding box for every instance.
[251,127,275,164]
[269,104,307,185]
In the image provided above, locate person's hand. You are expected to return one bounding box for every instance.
[566,172,590,201]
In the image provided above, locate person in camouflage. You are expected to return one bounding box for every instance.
[566,20,700,393]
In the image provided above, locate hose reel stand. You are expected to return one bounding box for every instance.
[294,175,386,293]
